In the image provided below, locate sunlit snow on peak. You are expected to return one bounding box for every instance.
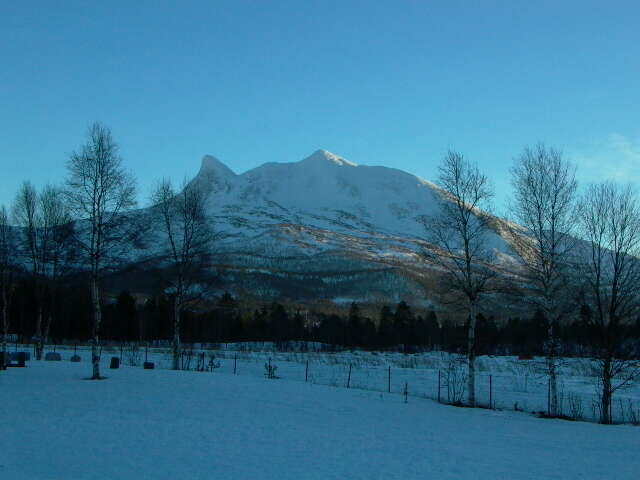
[303,149,358,167]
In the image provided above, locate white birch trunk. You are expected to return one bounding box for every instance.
[467,301,477,407]
[91,276,102,379]
[43,312,53,350]
[172,297,181,370]
[1,285,7,368]
[601,358,613,424]
[41,288,56,353]
[547,321,559,416]
[34,305,43,360]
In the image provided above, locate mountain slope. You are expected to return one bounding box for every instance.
[119,149,517,308]
[195,149,509,246]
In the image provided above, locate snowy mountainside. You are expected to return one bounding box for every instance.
[199,149,456,237]
[125,150,517,306]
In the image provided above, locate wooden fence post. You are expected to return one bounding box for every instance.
[305,360,309,382]
[489,375,493,409]
[438,370,441,403]
[347,364,352,389]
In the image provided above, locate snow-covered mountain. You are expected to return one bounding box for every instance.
[126,150,517,307]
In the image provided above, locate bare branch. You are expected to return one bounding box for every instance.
[150,177,213,370]
[506,143,578,416]
[65,121,137,379]
[424,150,495,406]
[577,181,640,423]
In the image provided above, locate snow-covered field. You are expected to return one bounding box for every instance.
[1,359,638,480]
[38,344,640,424]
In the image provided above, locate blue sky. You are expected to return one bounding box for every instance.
[1,1,639,211]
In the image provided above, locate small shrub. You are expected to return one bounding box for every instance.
[207,354,221,372]
[181,348,194,370]
[125,343,142,366]
[619,399,640,426]
[441,353,467,405]
[567,393,584,420]
[264,358,278,379]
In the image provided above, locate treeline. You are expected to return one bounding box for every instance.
[6,281,640,357]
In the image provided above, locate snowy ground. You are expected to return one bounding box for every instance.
[36,344,640,423]
[1,360,639,480]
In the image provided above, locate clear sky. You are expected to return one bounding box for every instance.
[1,1,639,212]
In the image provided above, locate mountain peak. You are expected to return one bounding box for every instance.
[301,149,358,167]
[199,155,236,177]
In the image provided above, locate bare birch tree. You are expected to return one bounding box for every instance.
[577,182,640,424]
[0,205,14,367]
[38,185,74,354]
[426,150,495,406]
[12,181,46,359]
[509,144,578,416]
[150,178,212,370]
[11,184,74,359]
[65,122,136,379]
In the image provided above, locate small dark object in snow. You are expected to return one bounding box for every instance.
[264,358,278,379]
[70,355,81,362]
[45,352,62,361]
[143,362,155,369]
[11,351,30,361]
[8,352,27,367]
[1,351,9,369]
[110,357,120,369]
